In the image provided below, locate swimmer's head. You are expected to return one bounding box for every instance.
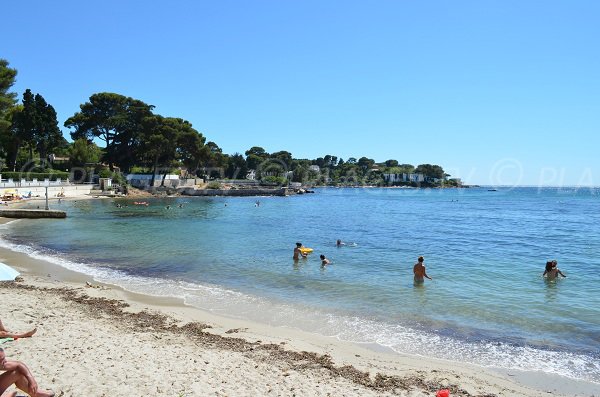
[296,242,302,247]
[418,256,424,262]
[320,255,325,260]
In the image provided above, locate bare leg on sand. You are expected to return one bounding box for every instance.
[0,319,36,339]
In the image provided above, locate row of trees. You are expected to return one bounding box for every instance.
[1,58,456,187]
[230,147,452,186]
[64,92,210,186]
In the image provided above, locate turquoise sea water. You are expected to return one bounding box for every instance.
[2,187,600,384]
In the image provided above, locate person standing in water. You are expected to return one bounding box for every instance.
[413,256,432,283]
[293,242,307,260]
[544,260,566,279]
[320,255,331,265]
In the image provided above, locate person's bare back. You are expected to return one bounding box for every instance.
[413,256,432,282]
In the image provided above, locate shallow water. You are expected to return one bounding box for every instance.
[3,187,600,383]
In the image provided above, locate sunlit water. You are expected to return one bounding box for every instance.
[2,187,599,383]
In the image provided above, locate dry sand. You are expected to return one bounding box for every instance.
[0,219,597,397]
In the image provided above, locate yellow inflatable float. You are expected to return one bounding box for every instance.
[299,247,313,254]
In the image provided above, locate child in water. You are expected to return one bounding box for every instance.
[543,260,566,279]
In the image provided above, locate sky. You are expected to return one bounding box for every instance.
[2,0,599,186]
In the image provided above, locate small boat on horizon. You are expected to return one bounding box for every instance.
[488,189,497,191]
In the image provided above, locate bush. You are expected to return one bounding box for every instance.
[97,169,127,186]
[0,171,70,181]
[129,166,152,174]
[206,181,221,189]
[260,176,288,186]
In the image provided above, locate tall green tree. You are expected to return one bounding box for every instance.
[139,116,203,186]
[10,90,66,169]
[10,89,36,169]
[270,150,293,168]
[139,115,175,187]
[245,146,269,170]
[357,157,375,171]
[33,93,65,161]
[177,126,207,177]
[415,164,445,179]
[225,153,248,179]
[69,138,102,182]
[204,141,228,178]
[113,97,156,172]
[0,59,18,138]
[70,138,102,166]
[64,92,154,170]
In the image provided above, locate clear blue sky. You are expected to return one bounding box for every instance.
[3,0,599,186]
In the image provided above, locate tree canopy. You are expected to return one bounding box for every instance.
[0,59,18,136]
[1,58,456,188]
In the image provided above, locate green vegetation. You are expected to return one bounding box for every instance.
[97,168,127,186]
[206,181,221,189]
[0,57,459,188]
[1,171,69,181]
[260,175,288,186]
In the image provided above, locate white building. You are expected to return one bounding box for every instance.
[382,173,425,184]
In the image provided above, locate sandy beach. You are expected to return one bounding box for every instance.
[0,216,597,397]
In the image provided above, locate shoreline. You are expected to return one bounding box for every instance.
[0,218,597,396]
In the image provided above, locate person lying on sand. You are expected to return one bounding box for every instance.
[0,347,54,397]
[0,320,36,339]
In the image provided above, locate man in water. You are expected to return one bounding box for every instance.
[413,256,432,283]
[0,347,54,397]
[320,255,331,265]
[293,242,307,260]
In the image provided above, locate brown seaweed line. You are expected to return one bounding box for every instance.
[1,281,496,397]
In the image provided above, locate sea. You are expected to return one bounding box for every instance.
[2,187,599,385]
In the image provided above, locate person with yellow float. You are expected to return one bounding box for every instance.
[293,242,313,260]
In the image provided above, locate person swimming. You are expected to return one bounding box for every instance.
[320,254,331,265]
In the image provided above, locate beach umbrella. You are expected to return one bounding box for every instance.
[0,262,20,281]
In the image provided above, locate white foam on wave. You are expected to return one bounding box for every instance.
[1,233,598,385]
[324,315,600,384]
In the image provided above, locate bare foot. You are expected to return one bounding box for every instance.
[22,328,37,338]
[35,390,55,397]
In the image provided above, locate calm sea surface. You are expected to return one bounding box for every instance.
[2,187,600,383]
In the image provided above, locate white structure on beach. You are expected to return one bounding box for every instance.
[0,175,94,198]
[126,173,197,188]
